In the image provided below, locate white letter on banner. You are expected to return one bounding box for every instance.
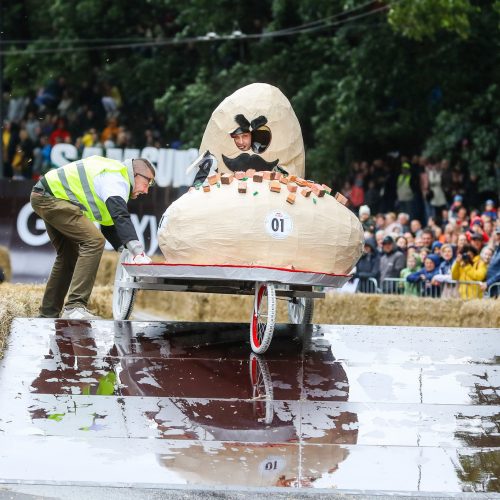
[185,148,198,185]
[105,148,123,161]
[82,147,103,158]
[130,214,158,256]
[123,149,140,161]
[131,214,147,253]
[51,144,78,168]
[17,203,50,246]
[140,147,159,168]
[173,149,198,187]
[148,216,159,255]
[53,145,197,187]
[156,148,174,187]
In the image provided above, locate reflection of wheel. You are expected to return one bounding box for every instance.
[250,282,276,354]
[249,353,274,425]
[112,250,136,320]
[288,297,314,324]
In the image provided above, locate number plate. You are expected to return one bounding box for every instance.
[265,210,293,239]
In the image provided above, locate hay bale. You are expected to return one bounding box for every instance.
[136,290,266,322]
[0,245,12,282]
[459,299,500,328]
[88,285,114,318]
[0,284,45,358]
[136,290,497,329]
[95,251,119,286]
[314,294,464,327]
[1,277,497,361]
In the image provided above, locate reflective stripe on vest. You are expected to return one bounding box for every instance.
[76,160,100,220]
[44,156,131,225]
[56,162,94,215]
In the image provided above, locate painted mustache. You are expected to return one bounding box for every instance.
[222,153,279,172]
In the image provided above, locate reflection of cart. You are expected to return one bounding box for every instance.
[113,250,350,354]
[249,353,274,424]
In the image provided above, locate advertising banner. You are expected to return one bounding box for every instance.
[0,146,198,282]
[51,144,199,188]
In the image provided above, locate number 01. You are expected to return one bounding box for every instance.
[271,218,284,232]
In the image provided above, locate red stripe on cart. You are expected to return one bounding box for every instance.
[123,261,350,278]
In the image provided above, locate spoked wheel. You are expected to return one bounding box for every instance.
[112,249,137,320]
[250,282,276,354]
[288,297,314,324]
[249,353,274,424]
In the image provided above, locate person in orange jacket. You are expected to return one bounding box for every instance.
[451,244,487,299]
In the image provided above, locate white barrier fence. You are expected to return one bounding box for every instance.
[356,277,499,299]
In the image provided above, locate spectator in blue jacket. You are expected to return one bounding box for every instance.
[431,240,443,256]
[406,254,441,297]
[434,244,455,277]
[431,243,457,297]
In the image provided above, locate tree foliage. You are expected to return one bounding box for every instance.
[424,84,500,192]
[2,0,499,189]
[388,0,478,40]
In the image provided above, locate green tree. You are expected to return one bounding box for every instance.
[2,0,499,191]
[388,0,479,40]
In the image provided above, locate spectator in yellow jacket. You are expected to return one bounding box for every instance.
[451,244,487,299]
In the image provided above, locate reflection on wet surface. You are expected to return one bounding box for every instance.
[0,319,499,492]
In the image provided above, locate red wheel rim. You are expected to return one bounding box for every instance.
[252,285,266,348]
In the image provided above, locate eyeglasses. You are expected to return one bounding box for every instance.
[134,172,155,187]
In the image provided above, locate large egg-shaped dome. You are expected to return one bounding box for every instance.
[199,83,305,177]
[159,175,363,275]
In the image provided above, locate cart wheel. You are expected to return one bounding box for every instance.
[250,282,276,354]
[249,353,274,424]
[112,250,137,320]
[288,297,314,324]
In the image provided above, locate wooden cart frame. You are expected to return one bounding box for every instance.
[113,250,350,354]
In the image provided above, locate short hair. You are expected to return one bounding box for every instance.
[133,158,155,177]
[440,243,454,254]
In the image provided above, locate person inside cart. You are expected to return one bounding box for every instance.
[230,114,271,154]
[231,130,252,152]
[31,156,155,320]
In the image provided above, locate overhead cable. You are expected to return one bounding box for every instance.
[0,2,394,56]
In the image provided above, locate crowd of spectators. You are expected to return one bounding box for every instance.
[2,78,499,300]
[349,156,500,299]
[1,75,172,180]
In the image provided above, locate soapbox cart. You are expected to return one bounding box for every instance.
[113,250,350,354]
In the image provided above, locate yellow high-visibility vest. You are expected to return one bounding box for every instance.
[44,156,133,226]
